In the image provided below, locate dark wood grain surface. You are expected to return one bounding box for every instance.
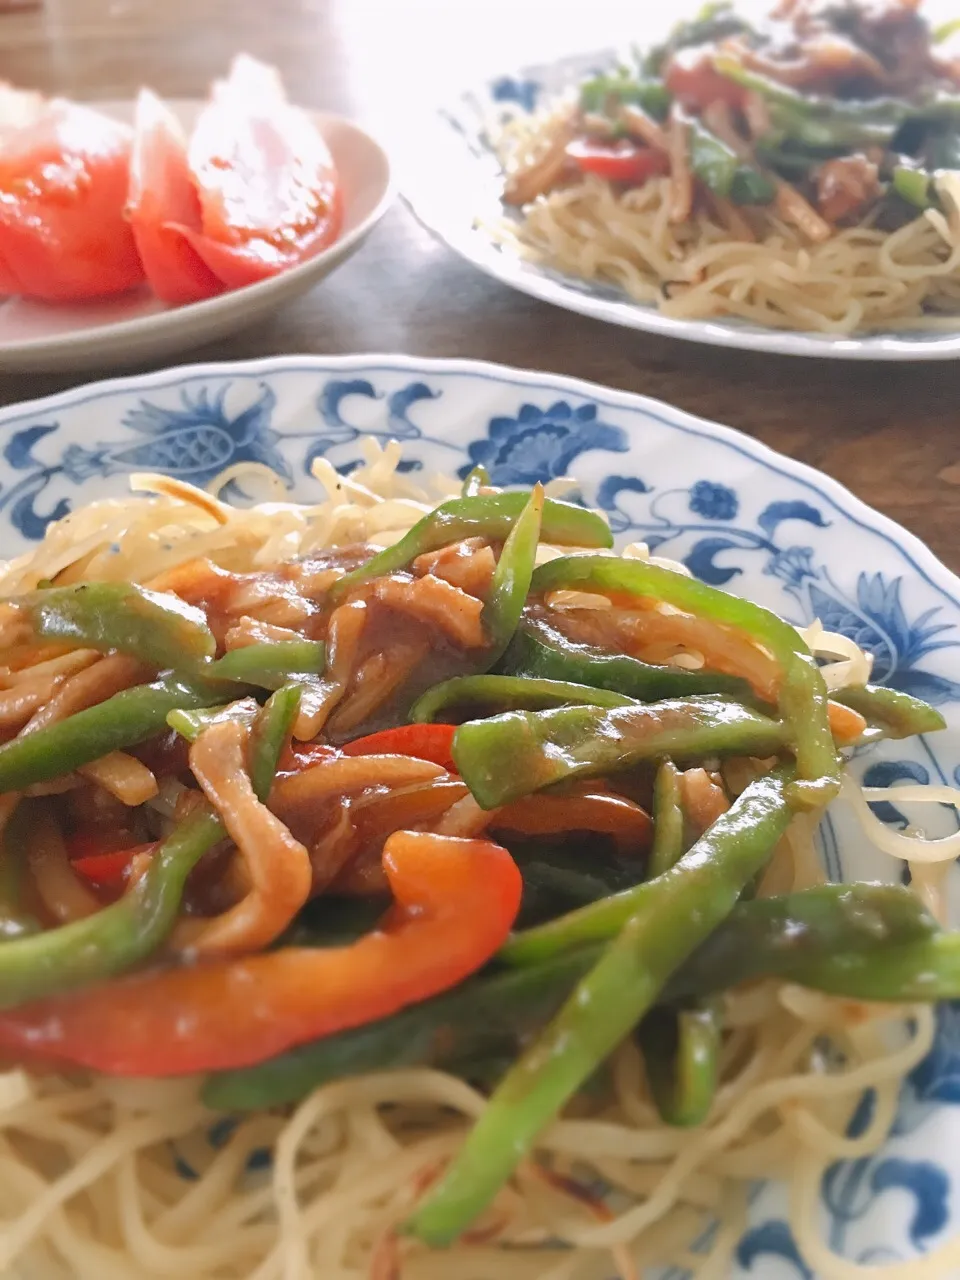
[1,0,958,572]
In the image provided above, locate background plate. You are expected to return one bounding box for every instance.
[400,53,960,362]
[2,354,960,1275]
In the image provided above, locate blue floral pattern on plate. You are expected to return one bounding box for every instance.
[3,354,960,1278]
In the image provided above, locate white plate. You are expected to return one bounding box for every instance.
[399,53,960,361]
[0,102,394,374]
[3,353,960,1275]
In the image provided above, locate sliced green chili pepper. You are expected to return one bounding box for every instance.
[0,682,297,1009]
[207,640,325,689]
[687,119,774,205]
[329,492,612,601]
[481,486,544,666]
[249,686,301,803]
[0,806,223,1009]
[833,684,947,740]
[409,674,635,722]
[530,556,838,808]
[501,770,795,966]
[0,805,41,941]
[642,756,720,1127]
[649,759,684,879]
[501,614,754,702]
[461,466,490,498]
[407,770,794,1244]
[639,1000,722,1127]
[729,166,776,205]
[580,71,672,121]
[796,933,960,1002]
[18,582,215,669]
[452,696,786,810]
[167,698,262,744]
[893,166,935,209]
[0,674,239,794]
[204,882,936,1111]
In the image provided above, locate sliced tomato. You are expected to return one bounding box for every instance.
[126,89,223,305]
[664,51,747,111]
[341,724,458,773]
[169,55,342,289]
[566,139,669,186]
[0,99,145,301]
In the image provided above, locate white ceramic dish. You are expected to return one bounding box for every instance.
[0,103,394,375]
[3,353,960,1275]
[400,53,960,362]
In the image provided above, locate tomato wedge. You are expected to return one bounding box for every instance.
[0,99,145,301]
[126,89,223,305]
[566,139,669,186]
[169,55,342,289]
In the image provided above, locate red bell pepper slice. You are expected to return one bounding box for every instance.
[0,99,145,301]
[71,845,157,889]
[169,55,342,289]
[341,724,458,772]
[0,830,522,1075]
[126,89,224,305]
[566,139,669,186]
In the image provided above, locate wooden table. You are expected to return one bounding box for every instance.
[1,0,959,573]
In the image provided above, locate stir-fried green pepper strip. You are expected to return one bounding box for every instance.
[0,683,299,1009]
[329,492,612,601]
[795,934,960,1002]
[249,686,301,803]
[0,675,240,794]
[407,770,795,1244]
[649,759,684,879]
[893,166,936,209]
[502,615,754,702]
[833,683,947,740]
[639,1000,722,1128]
[0,806,41,941]
[207,640,325,689]
[531,555,838,808]
[409,674,635,722]
[481,486,544,666]
[0,807,223,1009]
[580,71,672,121]
[204,882,936,1111]
[501,770,795,966]
[168,698,262,743]
[452,696,786,810]
[461,466,490,498]
[688,118,775,205]
[643,757,721,1126]
[17,582,215,669]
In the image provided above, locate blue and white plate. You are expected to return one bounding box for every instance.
[399,56,960,362]
[2,354,960,1274]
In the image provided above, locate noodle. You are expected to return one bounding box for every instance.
[489,95,960,335]
[0,438,951,1278]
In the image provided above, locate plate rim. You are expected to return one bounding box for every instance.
[1,351,957,610]
[399,54,960,362]
[0,104,396,360]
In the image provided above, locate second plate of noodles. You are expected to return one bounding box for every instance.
[402,0,960,356]
[0,415,959,1279]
